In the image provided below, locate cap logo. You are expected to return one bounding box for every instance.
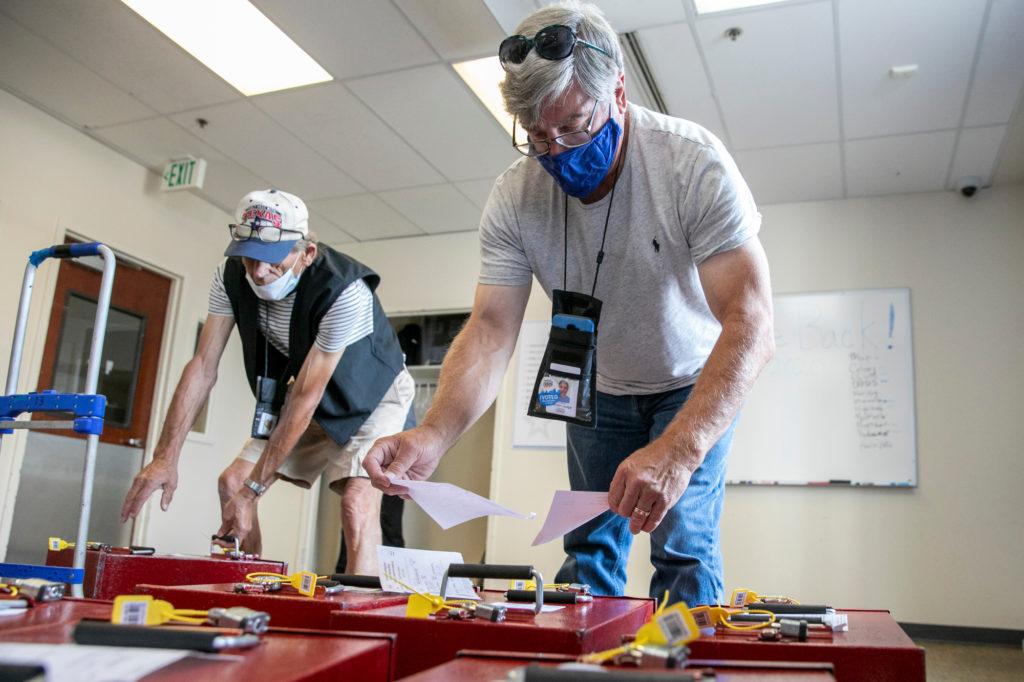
[241,205,283,228]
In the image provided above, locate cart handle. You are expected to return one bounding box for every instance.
[440,563,545,614]
[29,242,104,267]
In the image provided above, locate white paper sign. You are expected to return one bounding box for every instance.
[387,473,534,529]
[532,490,611,546]
[0,643,188,682]
[513,320,567,448]
[377,546,478,600]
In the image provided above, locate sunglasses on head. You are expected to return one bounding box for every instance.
[498,24,612,70]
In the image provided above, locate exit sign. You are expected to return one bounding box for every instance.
[162,156,207,191]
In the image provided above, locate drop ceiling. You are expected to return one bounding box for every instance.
[0,0,1021,244]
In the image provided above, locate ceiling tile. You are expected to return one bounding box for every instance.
[482,0,539,33]
[733,142,843,205]
[636,22,727,141]
[378,184,482,234]
[395,0,506,61]
[948,125,1007,188]
[455,178,497,210]
[253,82,443,192]
[307,194,424,241]
[590,0,689,32]
[838,0,988,139]
[993,105,1024,185]
[0,0,239,114]
[963,0,1024,127]
[89,116,268,214]
[845,130,957,198]
[308,211,357,245]
[0,14,153,128]
[347,64,519,182]
[696,1,839,149]
[169,101,363,201]
[253,0,438,80]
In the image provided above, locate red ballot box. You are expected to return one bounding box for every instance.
[0,598,397,682]
[46,546,288,600]
[0,598,111,633]
[687,609,925,682]
[137,582,408,629]
[328,590,656,679]
[404,650,837,681]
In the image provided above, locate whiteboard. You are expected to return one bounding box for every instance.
[726,288,917,486]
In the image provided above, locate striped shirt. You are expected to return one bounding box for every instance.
[208,261,374,355]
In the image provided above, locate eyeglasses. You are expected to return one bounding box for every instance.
[498,24,613,70]
[228,222,303,243]
[513,99,603,157]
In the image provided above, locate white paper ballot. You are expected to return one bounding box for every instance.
[532,490,611,546]
[493,602,565,613]
[387,473,535,530]
[377,546,479,600]
[0,643,188,682]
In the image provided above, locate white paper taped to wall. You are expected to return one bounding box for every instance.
[377,546,478,600]
[532,490,611,546]
[387,473,535,530]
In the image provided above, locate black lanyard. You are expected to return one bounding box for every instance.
[561,138,625,298]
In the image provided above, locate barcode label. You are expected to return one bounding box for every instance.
[731,590,748,607]
[691,608,712,628]
[119,601,149,625]
[299,573,314,595]
[512,580,526,590]
[657,611,693,645]
[48,538,61,551]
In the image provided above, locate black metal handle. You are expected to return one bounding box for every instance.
[73,621,221,652]
[755,603,829,615]
[506,590,579,604]
[328,574,382,589]
[446,563,535,580]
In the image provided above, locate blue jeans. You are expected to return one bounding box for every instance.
[554,386,736,606]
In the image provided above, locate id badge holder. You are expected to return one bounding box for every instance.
[251,375,280,439]
[528,290,602,428]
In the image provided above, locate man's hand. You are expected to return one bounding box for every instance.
[363,425,448,492]
[120,459,178,523]
[217,490,258,544]
[608,441,696,534]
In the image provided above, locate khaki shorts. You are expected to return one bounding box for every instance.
[238,369,414,491]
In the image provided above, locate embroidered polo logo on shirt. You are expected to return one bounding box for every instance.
[652,238,660,253]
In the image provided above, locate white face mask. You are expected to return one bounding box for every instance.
[246,259,302,301]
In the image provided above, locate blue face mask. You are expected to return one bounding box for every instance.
[537,110,622,198]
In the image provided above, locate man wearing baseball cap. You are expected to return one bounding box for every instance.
[121,189,413,573]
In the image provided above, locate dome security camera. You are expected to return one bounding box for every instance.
[955,176,983,198]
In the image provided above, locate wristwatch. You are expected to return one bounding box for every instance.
[242,478,268,497]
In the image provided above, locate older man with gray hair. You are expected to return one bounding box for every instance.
[366,2,774,606]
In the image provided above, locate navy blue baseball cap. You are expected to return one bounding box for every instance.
[225,189,308,264]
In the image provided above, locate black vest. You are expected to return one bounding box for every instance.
[223,247,404,446]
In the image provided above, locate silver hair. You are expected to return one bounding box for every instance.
[291,231,318,253]
[499,1,624,130]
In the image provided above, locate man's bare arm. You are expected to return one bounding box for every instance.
[364,282,531,487]
[120,314,234,521]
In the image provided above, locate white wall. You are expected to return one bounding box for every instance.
[344,184,1024,630]
[0,88,309,568]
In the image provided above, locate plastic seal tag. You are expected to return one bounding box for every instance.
[730,588,753,607]
[509,579,536,591]
[294,571,317,597]
[406,593,443,619]
[112,595,166,625]
[690,605,714,628]
[48,537,70,551]
[656,606,699,646]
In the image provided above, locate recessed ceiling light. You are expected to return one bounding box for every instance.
[121,0,332,96]
[453,56,527,141]
[694,0,791,14]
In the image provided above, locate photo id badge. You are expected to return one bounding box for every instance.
[528,290,601,428]
[251,375,279,439]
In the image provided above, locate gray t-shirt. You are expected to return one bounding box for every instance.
[479,103,760,396]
